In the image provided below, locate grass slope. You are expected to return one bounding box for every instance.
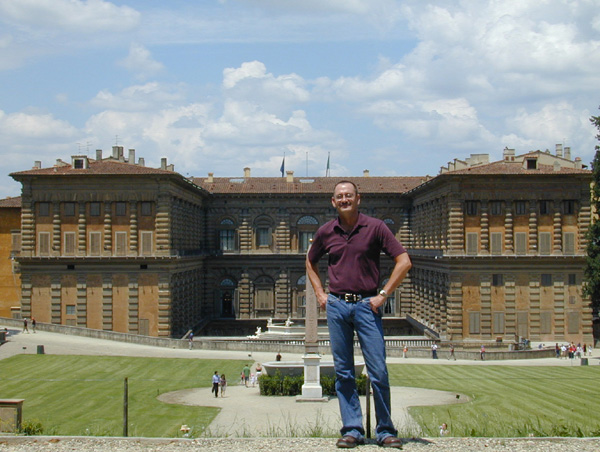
[389,364,600,437]
[1,355,246,437]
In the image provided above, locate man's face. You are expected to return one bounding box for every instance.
[331,183,360,215]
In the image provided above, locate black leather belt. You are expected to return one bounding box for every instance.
[330,292,376,302]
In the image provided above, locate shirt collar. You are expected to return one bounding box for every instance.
[334,212,368,234]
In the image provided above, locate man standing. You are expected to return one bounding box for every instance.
[306,180,411,449]
[242,364,250,387]
[212,371,220,397]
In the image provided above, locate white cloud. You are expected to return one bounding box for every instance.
[0,0,140,33]
[0,110,77,139]
[117,44,164,80]
[90,83,185,111]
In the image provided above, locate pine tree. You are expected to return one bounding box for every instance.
[584,108,600,316]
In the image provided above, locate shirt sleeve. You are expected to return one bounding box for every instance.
[379,221,406,258]
[307,228,326,264]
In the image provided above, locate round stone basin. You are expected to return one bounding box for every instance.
[262,361,364,378]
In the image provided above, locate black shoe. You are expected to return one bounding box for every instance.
[336,436,364,448]
[380,436,403,449]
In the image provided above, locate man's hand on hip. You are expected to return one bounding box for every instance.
[370,294,386,313]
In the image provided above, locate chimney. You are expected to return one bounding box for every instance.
[575,157,582,169]
[286,170,294,183]
[128,149,135,164]
[112,146,119,159]
[564,147,571,160]
[244,167,251,178]
[503,147,515,161]
[167,164,174,171]
[118,147,124,161]
[96,149,102,161]
[34,161,41,169]
[555,143,563,158]
[161,158,167,170]
[138,157,145,167]
[363,169,370,177]
[207,172,214,183]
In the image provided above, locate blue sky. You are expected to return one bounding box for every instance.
[1,0,599,196]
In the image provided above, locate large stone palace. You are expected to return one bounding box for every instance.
[0,144,594,345]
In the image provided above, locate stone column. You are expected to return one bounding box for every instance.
[238,210,252,252]
[102,274,113,331]
[446,198,464,255]
[128,275,139,334]
[52,202,61,256]
[553,274,565,339]
[480,202,489,255]
[103,202,112,256]
[129,201,138,255]
[275,209,290,252]
[298,247,326,402]
[578,197,591,253]
[529,274,541,340]
[76,274,87,327]
[155,196,171,257]
[480,275,491,339]
[553,200,562,255]
[157,273,171,337]
[51,275,61,324]
[446,275,463,341]
[20,187,34,257]
[528,201,538,255]
[77,203,86,256]
[504,204,514,255]
[275,269,290,316]
[504,274,516,339]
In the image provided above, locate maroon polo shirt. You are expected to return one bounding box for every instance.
[308,212,407,294]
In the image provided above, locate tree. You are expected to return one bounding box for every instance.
[584,108,600,317]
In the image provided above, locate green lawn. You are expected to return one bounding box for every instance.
[2,356,600,438]
[389,364,600,437]
[0,355,246,437]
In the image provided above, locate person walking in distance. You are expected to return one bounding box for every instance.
[307,180,411,449]
[211,371,220,398]
[448,344,456,361]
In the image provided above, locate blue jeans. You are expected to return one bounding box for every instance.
[326,294,397,443]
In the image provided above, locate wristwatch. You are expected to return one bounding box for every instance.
[379,289,388,297]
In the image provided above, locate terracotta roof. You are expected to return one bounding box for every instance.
[10,159,176,177]
[193,176,425,195]
[444,160,590,176]
[0,196,21,208]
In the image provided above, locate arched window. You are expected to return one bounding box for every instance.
[383,218,396,234]
[297,215,319,252]
[219,218,236,251]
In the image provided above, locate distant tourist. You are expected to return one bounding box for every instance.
[448,344,456,361]
[188,332,194,350]
[31,317,36,333]
[431,343,438,359]
[212,371,220,397]
[22,318,29,333]
[480,345,485,361]
[242,364,250,387]
[402,345,408,359]
[276,352,282,362]
[219,374,227,397]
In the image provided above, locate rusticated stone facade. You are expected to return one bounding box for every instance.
[3,145,594,345]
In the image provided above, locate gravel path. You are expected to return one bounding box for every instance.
[2,436,600,451]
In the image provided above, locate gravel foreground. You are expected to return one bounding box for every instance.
[2,437,600,451]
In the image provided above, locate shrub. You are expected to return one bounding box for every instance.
[19,419,44,436]
[259,371,368,396]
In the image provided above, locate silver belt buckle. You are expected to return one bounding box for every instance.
[344,293,361,302]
